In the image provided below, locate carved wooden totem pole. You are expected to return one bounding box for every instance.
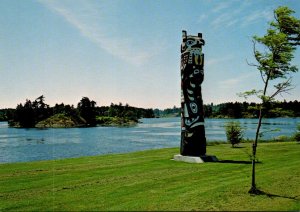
[180,30,206,156]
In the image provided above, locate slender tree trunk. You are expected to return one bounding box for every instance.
[249,75,270,194]
[249,106,262,194]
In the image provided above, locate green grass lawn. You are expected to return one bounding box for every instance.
[1,142,299,211]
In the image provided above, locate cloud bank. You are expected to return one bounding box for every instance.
[39,0,155,66]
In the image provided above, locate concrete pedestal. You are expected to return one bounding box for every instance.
[173,154,218,163]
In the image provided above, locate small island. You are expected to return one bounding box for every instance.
[4,95,154,128]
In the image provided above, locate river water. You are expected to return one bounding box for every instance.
[0,117,299,163]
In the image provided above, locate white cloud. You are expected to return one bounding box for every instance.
[198,14,208,23]
[219,78,241,87]
[206,55,234,66]
[218,72,256,88]
[210,1,254,29]
[211,12,239,29]
[241,8,274,27]
[210,1,275,30]
[212,1,234,13]
[39,0,156,66]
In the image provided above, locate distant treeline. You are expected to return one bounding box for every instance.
[153,101,300,118]
[1,99,300,126]
[205,101,300,118]
[0,95,154,128]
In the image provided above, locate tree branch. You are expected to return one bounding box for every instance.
[260,70,266,83]
[250,40,267,83]
[270,77,294,99]
[246,59,259,67]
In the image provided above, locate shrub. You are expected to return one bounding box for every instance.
[294,133,300,142]
[225,122,244,147]
[294,124,300,142]
[274,135,290,142]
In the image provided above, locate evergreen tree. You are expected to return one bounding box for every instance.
[77,97,97,127]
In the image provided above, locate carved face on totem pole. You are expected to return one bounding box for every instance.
[180,30,206,156]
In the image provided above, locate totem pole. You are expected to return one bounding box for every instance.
[180,30,206,157]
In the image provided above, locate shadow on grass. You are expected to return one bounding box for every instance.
[231,146,246,149]
[215,160,261,164]
[249,188,299,200]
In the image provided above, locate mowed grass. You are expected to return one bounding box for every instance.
[0,142,299,211]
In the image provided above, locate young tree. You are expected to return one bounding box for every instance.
[242,6,300,194]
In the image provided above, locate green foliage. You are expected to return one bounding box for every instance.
[294,124,300,142]
[244,6,300,193]
[153,106,180,117]
[0,109,14,121]
[10,96,51,128]
[5,98,300,128]
[271,6,300,46]
[238,89,263,100]
[103,103,154,120]
[35,113,85,128]
[225,122,244,147]
[273,135,291,142]
[0,111,7,121]
[8,95,155,128]
[294,133,300,142]
[96,116,137,127]
[202,101,300,118]
[241,6,299,110]
[77,97,97,127]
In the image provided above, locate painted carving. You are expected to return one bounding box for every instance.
[180,30,206,156]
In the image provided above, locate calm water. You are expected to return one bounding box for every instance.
[0,117,299,163]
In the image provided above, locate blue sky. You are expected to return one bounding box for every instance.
[1,0,300,109]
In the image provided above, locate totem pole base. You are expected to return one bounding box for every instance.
[173,154,218,163]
